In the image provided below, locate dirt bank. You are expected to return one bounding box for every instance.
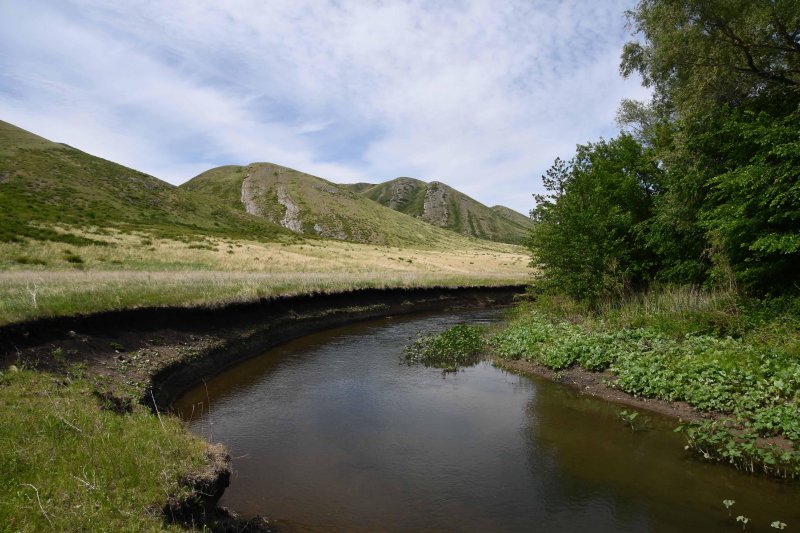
[1,285,524,405]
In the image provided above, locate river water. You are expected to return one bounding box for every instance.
[175,308,800,532]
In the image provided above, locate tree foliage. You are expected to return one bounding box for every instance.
[530,0,800,299]
[529,136,659,302]
[621,0,800,114]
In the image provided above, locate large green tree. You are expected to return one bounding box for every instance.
[529,135,660,302]
[621,0,800,114]
[617,0,800,293]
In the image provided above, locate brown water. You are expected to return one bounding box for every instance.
[175,309,800,532]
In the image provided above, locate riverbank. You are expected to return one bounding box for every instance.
[493,357,704,422]
[487,290,800,480]
[0,285,523,530]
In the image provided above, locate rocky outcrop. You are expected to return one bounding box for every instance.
[422,182,449,226]
[276,185,303,232]
[240,174,264,216]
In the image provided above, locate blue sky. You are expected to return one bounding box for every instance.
[0,0,648,215]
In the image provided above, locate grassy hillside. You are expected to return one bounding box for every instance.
[0,121,290,245]
[182,163,494,247]
[491,205,533,230]
[352,177,532,244]
[0,120,530,323]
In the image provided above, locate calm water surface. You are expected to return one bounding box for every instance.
[175,309,800,532]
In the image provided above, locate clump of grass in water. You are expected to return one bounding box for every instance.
[404,324,484,372]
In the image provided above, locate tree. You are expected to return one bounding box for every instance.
[529,135,660,302]
[617,0,800,294]
[621,0,800,116]
[701,106,800,292]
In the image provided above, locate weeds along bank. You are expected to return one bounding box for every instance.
[0,286,523,530]
[403,287,800,480]
[488,289,800,480]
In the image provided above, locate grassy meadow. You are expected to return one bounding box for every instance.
[0,225,529,325]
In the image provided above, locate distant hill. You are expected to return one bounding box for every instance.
[0,120,290,244]
[491,205,533,230]
[345,177,532,244]
[182,163,484,247]
[0,118,530,249]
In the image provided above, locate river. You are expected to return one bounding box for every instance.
[175,308,800,532]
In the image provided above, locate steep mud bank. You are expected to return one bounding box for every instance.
[0,286,521,403]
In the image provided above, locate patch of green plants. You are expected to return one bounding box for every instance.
[13,256,47,266]
[62,250,84,264]
[404,324,485,372]
[0,366,210,531]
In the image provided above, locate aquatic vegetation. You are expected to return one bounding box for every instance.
[404,323,484,371]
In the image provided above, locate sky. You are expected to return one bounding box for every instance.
[0,0,649,215]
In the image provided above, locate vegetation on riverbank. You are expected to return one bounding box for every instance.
[0,366,215,531]
[489,289,800,479]
[404,323,484,372]
[511,1,800,481]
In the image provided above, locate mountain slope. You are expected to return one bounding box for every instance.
[350,177,532,244]
[491,205,533,230]
[182,163,487,247]
[0,120,290,244]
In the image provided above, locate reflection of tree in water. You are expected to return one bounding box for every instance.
[521,381,652,532]
[523,377,800,532]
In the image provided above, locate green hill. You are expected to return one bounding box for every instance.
[491,205,533,230]
[181,163,486,247]
[348,177,532,244]
[0,120,291,244]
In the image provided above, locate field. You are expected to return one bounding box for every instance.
[0,226,529,325]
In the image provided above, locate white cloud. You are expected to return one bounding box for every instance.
[0,0,649,214]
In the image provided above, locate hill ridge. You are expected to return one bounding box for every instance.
[347,177,532,244]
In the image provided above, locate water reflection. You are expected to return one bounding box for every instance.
[526,372,800,532]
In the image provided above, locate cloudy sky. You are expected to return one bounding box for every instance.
[0,0,648,215]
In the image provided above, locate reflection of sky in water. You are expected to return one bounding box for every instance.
[176,310,800,532]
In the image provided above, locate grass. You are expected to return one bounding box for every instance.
[490,287,800,478]
[0,366,212,532]
[0,226,529,326]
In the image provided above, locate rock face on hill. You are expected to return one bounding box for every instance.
[346,177,533,244]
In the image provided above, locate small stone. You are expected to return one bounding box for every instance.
[8,365,19,373]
